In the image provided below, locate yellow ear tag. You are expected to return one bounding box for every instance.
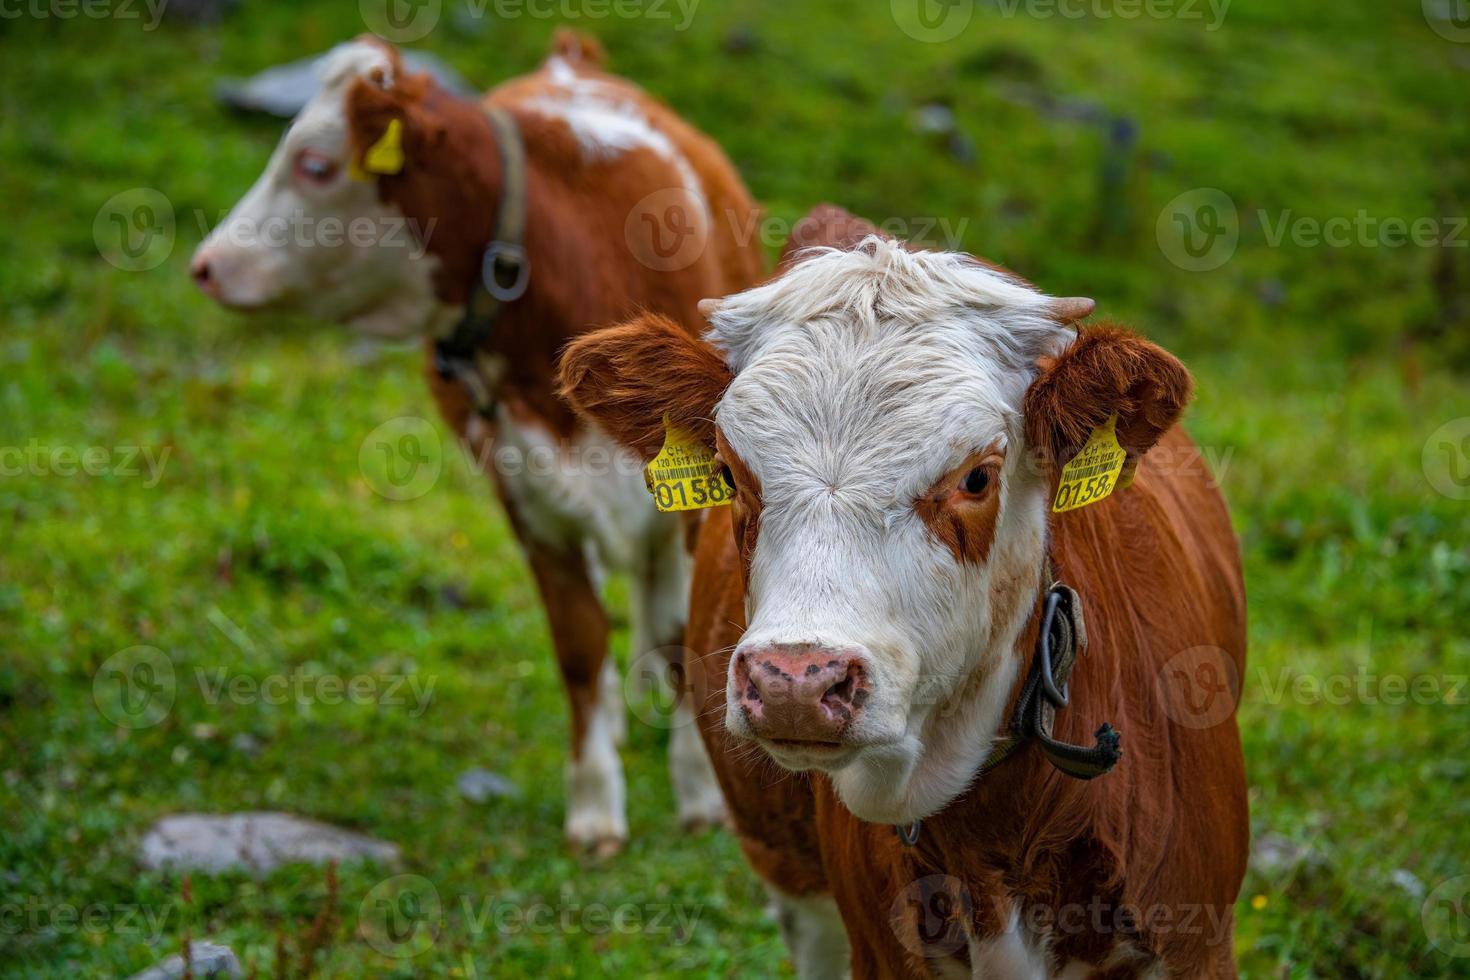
[1052,414,1127,513]
[645,417,734,513]
[361,117,405,175]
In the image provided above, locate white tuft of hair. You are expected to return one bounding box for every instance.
[705,236,1072,374]
[318,40,395,93]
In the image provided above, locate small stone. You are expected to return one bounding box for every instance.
[912,103,956,135]
[457,768,519,804]
[139,812,400,875]
[1250,832,1322,875]
[127,941,242,979]
[230,732,262,756]
[1391,868,1426,898]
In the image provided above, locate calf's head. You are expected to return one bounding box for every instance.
[191,38,482,337]
[560,238,1191,823]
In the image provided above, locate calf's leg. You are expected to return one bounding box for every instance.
[523,540,627,856]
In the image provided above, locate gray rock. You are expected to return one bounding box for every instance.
[457,768,519,803]
[128,941,241,979]
[1391,868,1426,899]
[139,812,399,875]
[1250,832,1324,875]
[217,48,476,118]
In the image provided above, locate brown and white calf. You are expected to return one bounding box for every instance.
[191,31,764,853]
[561,207,1249,976]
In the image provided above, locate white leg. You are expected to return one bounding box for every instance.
[669,699,727,829]
[768,888,851,980]
[600,655,627,747]
[564,668,628,856]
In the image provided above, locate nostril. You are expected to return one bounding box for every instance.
[191,260,211,284]
[821,661,867,712]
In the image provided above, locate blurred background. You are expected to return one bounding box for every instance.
[2,0,1468,976]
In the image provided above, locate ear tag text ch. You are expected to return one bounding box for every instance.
[645,418,734,513]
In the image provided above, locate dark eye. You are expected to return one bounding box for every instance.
[293,149,340,186]
[718,463,736,491]
[959,467,990,495]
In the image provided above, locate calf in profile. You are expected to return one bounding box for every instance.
[193,31,763,853]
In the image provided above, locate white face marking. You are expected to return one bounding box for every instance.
[712,240,1073,824]
[192,42,442,338]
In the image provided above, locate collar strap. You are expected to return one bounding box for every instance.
[895,580,1122,847]
[433,104,530,418]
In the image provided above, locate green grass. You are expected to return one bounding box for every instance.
[2,1,1469,976]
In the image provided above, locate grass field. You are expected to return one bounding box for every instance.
[2,0,1469,976]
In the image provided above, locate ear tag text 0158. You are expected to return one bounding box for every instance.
[1052,414,1127,513]
[360,117,405,176]
[645,418,734,513]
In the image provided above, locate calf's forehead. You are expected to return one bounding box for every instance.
[716,317,1029,505]
[286,41,394,151]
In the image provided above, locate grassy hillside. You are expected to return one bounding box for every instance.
[1,1,1467,976]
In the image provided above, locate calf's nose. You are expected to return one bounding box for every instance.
[189,250,218,298]
[734,645,870,742]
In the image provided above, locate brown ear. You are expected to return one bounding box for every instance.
[1024,325,1193,471]
[345,72,442,172]
[558,314,733,460]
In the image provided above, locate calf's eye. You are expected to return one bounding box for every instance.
[959,467,990,495]
[293,149,340,186]
[718,463,736,491]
